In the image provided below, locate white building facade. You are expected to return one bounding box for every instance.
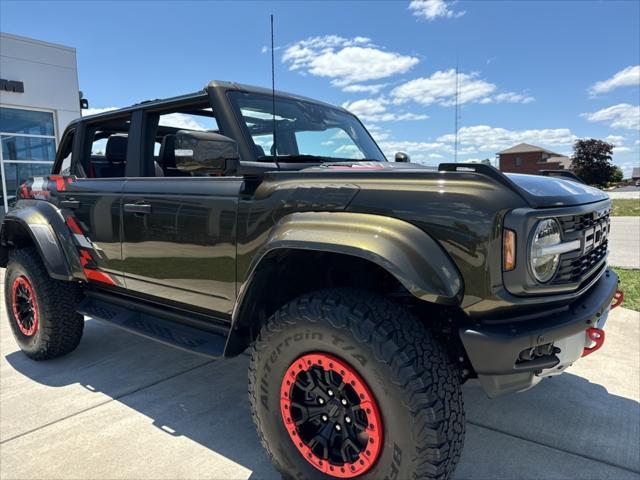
[0,32,80,216]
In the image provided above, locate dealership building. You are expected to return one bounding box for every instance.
[0,32,81,217]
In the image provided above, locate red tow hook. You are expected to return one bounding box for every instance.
[582,328,605,357]
[611,290,624,310]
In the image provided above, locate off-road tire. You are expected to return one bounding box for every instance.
[4,247,84,360]
[248,288,465,480]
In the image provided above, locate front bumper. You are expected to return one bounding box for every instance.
[459,269,619,398]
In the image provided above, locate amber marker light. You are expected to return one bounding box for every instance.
[503,229,516,271]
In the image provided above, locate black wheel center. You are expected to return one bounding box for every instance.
[14,283,36,331]
[288,365,370,466]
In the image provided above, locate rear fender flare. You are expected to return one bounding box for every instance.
[0,200,83,280]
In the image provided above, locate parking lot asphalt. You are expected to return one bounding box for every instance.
[1,269,639,480]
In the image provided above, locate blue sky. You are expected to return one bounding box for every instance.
[2,0,639,175]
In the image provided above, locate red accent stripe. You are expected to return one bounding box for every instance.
[49,175,66,191]
[19,184,30,199]
[83,268,117,285]
[327,164,386,171]
[78,249,116,285]
[79,249,92,267]
[66,216,83,234]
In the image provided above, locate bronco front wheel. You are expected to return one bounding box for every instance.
[249,289,465,480]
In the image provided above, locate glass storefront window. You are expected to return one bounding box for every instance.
[0,107,56,215]
[1,135,56,161]
[0,107,55,136]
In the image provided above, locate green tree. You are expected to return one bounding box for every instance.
[571,139,615,187]
[610,166,624,184]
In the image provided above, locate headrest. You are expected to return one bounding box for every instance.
[159,134,177,169]
[105,136,127,164]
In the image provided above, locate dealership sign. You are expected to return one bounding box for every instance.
[0,79,25,93]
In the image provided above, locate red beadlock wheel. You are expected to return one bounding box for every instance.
[11,275,39,336]
[280,352,383,478]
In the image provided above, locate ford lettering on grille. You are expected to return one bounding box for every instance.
[583,217,610,255]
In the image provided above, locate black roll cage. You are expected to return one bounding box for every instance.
[54,81,388,178]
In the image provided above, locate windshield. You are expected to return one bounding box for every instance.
[227,91,386,163]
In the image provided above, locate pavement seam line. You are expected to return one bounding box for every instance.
[0,359,216,445]
[468,420,640,475]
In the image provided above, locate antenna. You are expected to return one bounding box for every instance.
[454,60,460,163]
[270,14,279,169]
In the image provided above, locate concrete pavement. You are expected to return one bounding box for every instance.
[609,217,640,269]
[609,191,640,200]
[1,269,639,479]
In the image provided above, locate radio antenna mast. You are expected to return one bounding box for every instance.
[454,59,460,163]
[270,14,280,169]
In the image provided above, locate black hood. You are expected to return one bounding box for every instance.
[302,162,609,208]
[505,173,609,207]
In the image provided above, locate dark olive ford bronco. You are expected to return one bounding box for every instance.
[1,81,623,480]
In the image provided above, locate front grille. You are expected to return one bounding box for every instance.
[558,211,610,233]
[553,209,610,285]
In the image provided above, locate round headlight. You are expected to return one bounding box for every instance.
[530,219,561,283]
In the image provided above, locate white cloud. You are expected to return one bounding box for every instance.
[82,108,213,131]
[334,144,364,159]
[437,125,576,153]
[82,107,118,116]
[377,139,452,162]
[392,70,495,106]
[409,0,465,20]
[613,146,632,154]
[493,92,535,104]
[582,103,640,130]
[342,98,428,122]
[374,124,578,164]
[159,113,213,131]
[282,35,418,88]
[588,65,640,95]
[604,135,626,145]
[366,124,392,142]
[341,83,388,94]
[391,69,533,107]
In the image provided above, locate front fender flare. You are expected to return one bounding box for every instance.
[255,211,462,304]
[225,211,463,356]
[0,200,83,280]
[225,212,464,356]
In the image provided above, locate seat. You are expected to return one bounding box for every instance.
[254,144,266,158]
[158,134,189,176]
[101,136,127,177]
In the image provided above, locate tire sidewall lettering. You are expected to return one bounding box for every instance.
[255,319,409,479]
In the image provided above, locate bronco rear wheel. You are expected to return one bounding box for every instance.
[4,247,84,360]
[249,289,465,480]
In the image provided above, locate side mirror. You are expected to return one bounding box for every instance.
[174,130,239,176]
[395,151,410,163]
